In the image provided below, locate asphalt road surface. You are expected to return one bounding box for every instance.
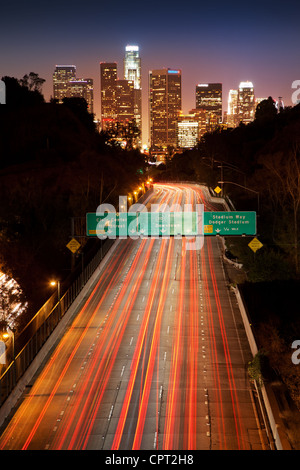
[0,183,268,450]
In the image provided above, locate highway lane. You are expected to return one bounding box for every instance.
[0,183,268,450]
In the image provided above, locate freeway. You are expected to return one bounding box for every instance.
[0,183,268,450]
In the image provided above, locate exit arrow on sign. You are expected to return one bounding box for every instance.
[203,211,256,236]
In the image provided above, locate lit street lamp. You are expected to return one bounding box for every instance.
[50,280,61,319]
[0,325,16,385]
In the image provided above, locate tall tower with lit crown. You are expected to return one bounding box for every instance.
[237,81,255,124]
[227,89,238,127]
[124,45,141,89]
[124,45,142,145]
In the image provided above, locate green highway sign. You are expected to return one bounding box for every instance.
[86,212,199,237]
[203,211,256,235]
[86,211,256,238]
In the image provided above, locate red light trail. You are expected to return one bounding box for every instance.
[0,183,267,450]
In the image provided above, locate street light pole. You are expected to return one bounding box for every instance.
[10,328,15,386]
[218,180,260,213]
[50,280,61,320]
[217,163,247,190]
[0,327,15,386]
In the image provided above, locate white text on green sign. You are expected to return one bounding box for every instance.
[86,212,199,237]
[203,211,256,235]
[86,211,256,237]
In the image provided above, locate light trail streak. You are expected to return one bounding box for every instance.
[163,238,186,450]
[200,236,226,448]
[0,240,132,450]
[131,238,174,450]
[206,237,246,450]
[194,188,227,449]
[112,189,180,450]
[58,239,152,449]
[111,239,168,449]
[185,192,199,450]
[112,185,182,450]
[0,183,263,450]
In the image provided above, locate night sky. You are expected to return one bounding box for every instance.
[1,0,300,145]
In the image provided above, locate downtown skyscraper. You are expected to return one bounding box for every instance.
[227,89,238,127]
[149,68,182,159]
[124,45,142,145]
[195,83,222,126]
[237,81,255,124]
[53,65,76,100]
[227,81,255,126]
[100,62,118,130]
[53,65,94,114]
[100,46,142,146]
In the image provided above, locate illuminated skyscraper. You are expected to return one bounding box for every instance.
[227,89,238,127]
[196,83,222,125]
[114,79,138,145]
[53,65,76,102]
[124,45,141,89]
[100,62,118,130]
[115,79,135,122]
[177,114,199,149]
[68,79,94,114]
[149,68,182,157]
[100,49,141,145]
[188,108,210,139]
[237,81,255,124]
[124,45,142,145]
[53,65,94,114]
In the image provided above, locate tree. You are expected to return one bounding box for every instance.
[19,72,45,93]
[1,74,45,107]
[0,273,27,330]
[255,96,277,122]
[260,144,300,272]
[62,97,95,133]
[248,350,268,389]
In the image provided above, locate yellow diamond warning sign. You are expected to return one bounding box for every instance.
[248,237,263,253]
[66,238,81,253]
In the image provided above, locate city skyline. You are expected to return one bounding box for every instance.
[51,53,276,148]
[1,0,300,146]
